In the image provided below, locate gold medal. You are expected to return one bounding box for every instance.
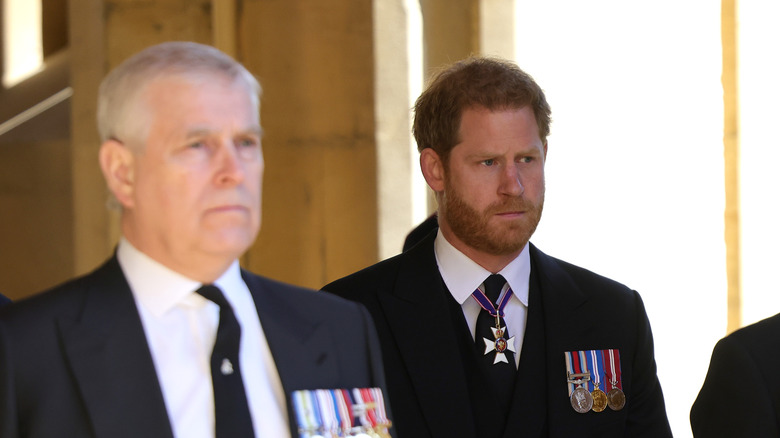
[586,350,607,413]
[591,387,607,412]
[570,386,593,413]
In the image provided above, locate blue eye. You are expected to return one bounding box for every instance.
[237,138,259,148]
[483,159,495,166]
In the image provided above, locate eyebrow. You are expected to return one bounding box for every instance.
[184,125,263,139]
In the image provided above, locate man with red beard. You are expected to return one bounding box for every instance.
[322,57,672,438]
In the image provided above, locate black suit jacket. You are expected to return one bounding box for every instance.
[0,295,9,307]
[691,312,780,437]
[322,232,671,438]
[0,256,388,438]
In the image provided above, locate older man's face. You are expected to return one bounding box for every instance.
[121,74,263,279]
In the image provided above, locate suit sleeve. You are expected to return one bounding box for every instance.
[626,291,673,437]
[690,335,778,437]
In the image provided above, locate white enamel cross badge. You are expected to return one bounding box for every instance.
[482,325,516,364]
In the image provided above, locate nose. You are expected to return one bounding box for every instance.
[499,163,524,197]
[215,142,245,186]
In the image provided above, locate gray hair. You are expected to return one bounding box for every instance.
[96,41,261,143]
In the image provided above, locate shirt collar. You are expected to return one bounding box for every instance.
[117,238,243,317]
[434,229,531,307]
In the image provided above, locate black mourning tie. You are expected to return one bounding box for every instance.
[474,274,517,409]
[196,285,255,438]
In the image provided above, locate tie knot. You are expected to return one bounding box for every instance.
[196,284,230,308]
[483,274,506,304]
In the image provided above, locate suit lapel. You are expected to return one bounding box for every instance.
[59,257,173,438]
[243,273,336,388]
[377,238,477,438]
[503,245,589,437]
[503,261,549,438]
[242,273,337,436]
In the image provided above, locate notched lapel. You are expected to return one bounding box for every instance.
[503,266,548,438]
[244,274,338,390]
[59,259,173,438]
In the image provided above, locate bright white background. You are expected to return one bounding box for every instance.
[738,2,780,331]
[513,2,730,437]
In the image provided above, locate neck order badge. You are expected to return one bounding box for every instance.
[472,275,516,365]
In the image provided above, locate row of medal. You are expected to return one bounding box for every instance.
[292,387,392,438]
[565,349,626,414]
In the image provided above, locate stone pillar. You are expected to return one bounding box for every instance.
[239,1,379,287]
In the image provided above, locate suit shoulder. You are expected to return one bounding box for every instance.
[0,270,98,324]
[320,252,407,300]
[530,246,643,317]
[243,271,368,316]
[556,257,631,291]
[537,248,633,292]
[719,312,780,354]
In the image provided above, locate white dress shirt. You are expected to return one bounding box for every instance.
[434,229,530,368]
[117,238,290,438]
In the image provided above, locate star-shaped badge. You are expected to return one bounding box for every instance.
[482,325,516,364]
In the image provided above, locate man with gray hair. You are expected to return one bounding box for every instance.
[0,41,389,438]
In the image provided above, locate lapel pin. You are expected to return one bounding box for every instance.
[220,358,234,375]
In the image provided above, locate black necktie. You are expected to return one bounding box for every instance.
[196,285,255,438]
[474,274,517,409]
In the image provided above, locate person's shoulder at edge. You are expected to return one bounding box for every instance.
[0,259,123,329]
[701,311,780,364]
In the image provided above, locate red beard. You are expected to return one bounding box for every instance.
[442,182,544,256]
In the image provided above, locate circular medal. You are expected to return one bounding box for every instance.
[591,388,607,412]
[495,337,507,352]
[570,386,593,413]
[607,387,626,411]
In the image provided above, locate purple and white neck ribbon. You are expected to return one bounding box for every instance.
[471,284,514,319]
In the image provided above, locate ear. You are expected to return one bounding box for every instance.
[99,139,136,208]
[420,148,446,193]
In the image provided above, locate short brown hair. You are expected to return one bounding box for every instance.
[412,57,551,162]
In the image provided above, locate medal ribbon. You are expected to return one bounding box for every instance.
[577,350,590,391]
[369,387,389,428]
[588,349,604,391]
[565,350,595,394]
[359,388,379,429]
[315,389,337,434]
[564,351,585,395]
[292,390,322,437]
[352,388,372,431]
[564,351,574,395]
[333,389,353,433]
[471,284,514,318]
[605,349,623,390]
[343,389,360,434]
